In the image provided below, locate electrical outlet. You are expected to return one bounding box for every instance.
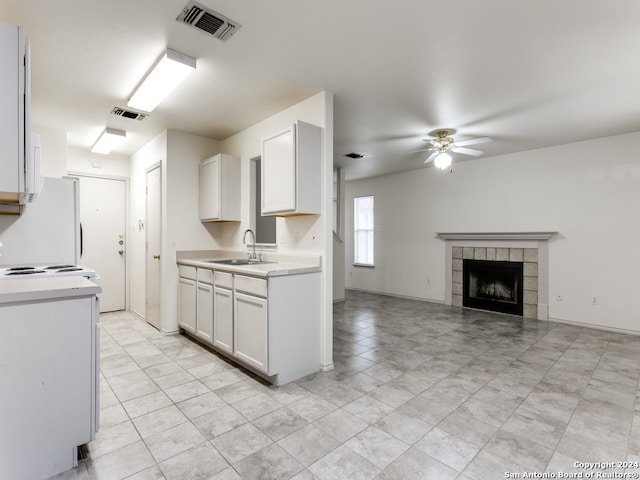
[592,296,598,305]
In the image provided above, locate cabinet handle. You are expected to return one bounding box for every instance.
[153,254,160,260]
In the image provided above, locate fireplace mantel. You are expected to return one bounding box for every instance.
[436,232,557,241]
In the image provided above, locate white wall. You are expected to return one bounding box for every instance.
[345,131,640,334]
[219,91,335,369]
[162,131,222,332]
[129,132,167,317]
[220,93,330,253]
[129,131,220,326]
[67,147,130,178]
[33,125,67,178]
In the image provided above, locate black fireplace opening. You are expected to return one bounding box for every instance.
[463,259,524,316]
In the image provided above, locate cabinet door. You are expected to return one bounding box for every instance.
[178,276,196,334]
[213,286,233,355]
[0,296,95,479]
[196,281,213,343]
[262,125,296,214]
[233,292,268,373]
[0,23,24,203]
[199,156,220,220]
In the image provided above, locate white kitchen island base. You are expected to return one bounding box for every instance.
[0,277,101,480]
[177,252,323,386]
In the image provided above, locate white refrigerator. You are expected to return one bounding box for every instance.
[0,177,80,266]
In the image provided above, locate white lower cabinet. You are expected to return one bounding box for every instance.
[177,262,321,385]
[213,271,233,354]
[196,281,213,342]
[178,273,197,334]
[0,292,99,480]
[196,268,214,342]
[234,290,268,373]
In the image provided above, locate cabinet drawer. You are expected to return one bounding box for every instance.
[214,271,233,288]
[197,268,214,284]
[234,275,267,297]
[178,265,197,280]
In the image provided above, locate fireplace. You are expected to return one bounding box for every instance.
[437,232,555,320]
[463,259,523,315]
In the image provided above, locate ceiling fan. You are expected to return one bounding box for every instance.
[417,129,492,170]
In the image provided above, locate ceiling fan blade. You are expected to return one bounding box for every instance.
[421,138,443,147]
[452,146,483,156]
[424,151,439,164]
[454,136,492,147]
[406,147,432,154]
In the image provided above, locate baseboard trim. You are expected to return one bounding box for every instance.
[320,363,335,372]
[549,316,640,336]
[127,308,145,321]
[345,287,444,305]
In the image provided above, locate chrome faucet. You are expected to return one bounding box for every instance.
[242,229,257,261]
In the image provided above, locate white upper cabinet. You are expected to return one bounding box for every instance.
[0,21,26,208]
[199,153,240,222]
[261,120,321,216]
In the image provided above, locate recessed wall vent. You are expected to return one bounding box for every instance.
[344,152,367,159]
[177,1,241,42]
[111,107,148,121]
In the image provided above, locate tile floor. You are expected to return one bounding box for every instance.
[49,290,640,480]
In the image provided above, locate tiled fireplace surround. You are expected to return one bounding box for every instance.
[438,232,555,321]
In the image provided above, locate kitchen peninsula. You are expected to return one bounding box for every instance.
[177,250,322,386]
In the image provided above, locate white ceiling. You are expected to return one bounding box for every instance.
[2,0,639,180]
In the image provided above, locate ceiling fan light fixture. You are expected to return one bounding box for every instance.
[434,152,452,170]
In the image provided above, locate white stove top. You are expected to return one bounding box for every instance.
[0,264,98,280]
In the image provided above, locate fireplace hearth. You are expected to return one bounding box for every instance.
[463,259,524,316]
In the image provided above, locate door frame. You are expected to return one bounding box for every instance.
[145,162,162,330]
[68,171,130,311]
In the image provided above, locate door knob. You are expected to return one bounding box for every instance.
[153,254,160,260]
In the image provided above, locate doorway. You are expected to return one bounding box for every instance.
[251,158,276,244]
[76,175,127,313]
[146,164,162,329]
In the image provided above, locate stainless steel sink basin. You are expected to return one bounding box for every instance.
[206,258,272,266]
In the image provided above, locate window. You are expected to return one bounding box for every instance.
[354,195,374,266]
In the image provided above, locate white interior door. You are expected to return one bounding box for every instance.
[78,176,126,312]
[146,165,161,330]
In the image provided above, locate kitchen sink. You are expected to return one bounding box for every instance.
[206,258,272,265]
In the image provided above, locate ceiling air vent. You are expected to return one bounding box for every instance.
[177,1,241,42]
[111,107,148,121]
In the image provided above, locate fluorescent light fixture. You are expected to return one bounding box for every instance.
[91,128,126,155]
[127,48,196,112]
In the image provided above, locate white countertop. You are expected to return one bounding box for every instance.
[0,276,101,304]
[176,250,322,277]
